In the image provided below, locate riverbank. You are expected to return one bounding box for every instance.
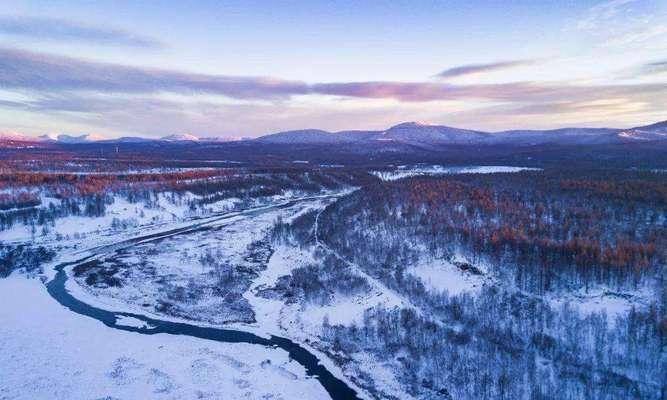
[0,275,329,400]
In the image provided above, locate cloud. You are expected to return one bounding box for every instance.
[570,0,667,50]
[6,92,662,138]
[3,87,664,138]
[313,81,666,104]
[574,0,638,31]
[0,99,27,109]
[0,93,423,137]
[0,48,309,98]
[603,25,667,49]
[443,96,665,131]
[2,47,664,105]
[0,15,162,48]
[435,60,537,79]
[495,99,649,116]
[641,60,667,75]
[622,60,667,78]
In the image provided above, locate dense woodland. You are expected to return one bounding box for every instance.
[3,136,667,169]
[0,244,54,277]
[0,167,376,233]
[319,169,666,294]
[272,169,666,399]
[323,294,664,399]
[2,159,665,399]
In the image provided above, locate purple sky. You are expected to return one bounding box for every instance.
[0,0,666,138]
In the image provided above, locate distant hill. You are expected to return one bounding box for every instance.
[616,121,667,141]
[56,133,106,143]
[251,119,667,146]
[489,127,621,145]
[377,122,491,145]
[161,133,200,142]
[254,129,363,144]
[2,119,666,148]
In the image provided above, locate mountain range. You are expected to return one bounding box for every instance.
[254,120,667,146]
[1,120,666,147]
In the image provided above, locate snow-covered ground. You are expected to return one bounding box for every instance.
[4,184,653,400]
[547,286,654,323]
[245,245,316,332]
[407,256,487,296]
[42,194,370,399]
[247,244,395,334]
[0,191,207,244]
[67,199,334,327]
[0,188,340,246]
[245,243,411,399]
[371,165,540,181]
[0,276,329,400]
[10,167,218,175]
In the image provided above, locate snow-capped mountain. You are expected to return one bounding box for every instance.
[37,134,57,142]
[616,121,667,141]
[161,133,200,142]
[0,131,35,141]
[106,134,240,143]
[102,136,155,143]
[0,132,107,147]
[56,133,106,143]
[0,132,48,148]
[254,123,493,145]
[2,119,666,147]
[199,136,242,142]
[251,120,667,146]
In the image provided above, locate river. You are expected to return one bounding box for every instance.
[44,195,362,400]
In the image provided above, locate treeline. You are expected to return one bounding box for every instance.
[318,169,666,293]
[0,169,227,195]
[0,167,377,197]
[0,244,55,277]
[559,177,667,205]
[0,194,109,232]
[183,169,376,205]
[269,191,665,399]
[0,168,377,233]
[323,290,664,400]
[0,191,40,211]
[270,211,371,305]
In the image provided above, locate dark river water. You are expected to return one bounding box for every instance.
[44,195,362,400]
[46,261,361,400]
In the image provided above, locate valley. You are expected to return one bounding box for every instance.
[1,158,664,399]
[2,2,666,398]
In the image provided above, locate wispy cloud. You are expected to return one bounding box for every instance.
[493,98,649,117]
[574,0,638,31]
[0,16,162,48]
[570,0,667,50]
[639,60,667,76]
[0,47,665,137]
[0,48,308,98]
[435,60,537,79]
[309,81,664,104]
[604,25,667,48]
[2,48,663,104]
[6,91,661,138]
[0,93,423,138]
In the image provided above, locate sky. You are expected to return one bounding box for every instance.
[0,0,665,139]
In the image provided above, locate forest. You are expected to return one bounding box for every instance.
[0,166,376,233]
[318,169,665,294]
[2,160,665,399]
[270,168,666,399]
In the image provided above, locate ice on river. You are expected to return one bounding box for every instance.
[0,275,329,400]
